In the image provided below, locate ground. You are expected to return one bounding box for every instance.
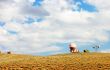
[0,53,110,70]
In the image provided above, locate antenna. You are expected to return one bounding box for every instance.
[92,44,100,52]
[89,40,102,52]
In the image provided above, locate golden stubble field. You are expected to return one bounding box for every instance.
[0,53,110,70]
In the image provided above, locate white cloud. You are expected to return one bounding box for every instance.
[0,0,110,55]
[100,49,110,53]
[0,0,48,22]
[86,0,110,11]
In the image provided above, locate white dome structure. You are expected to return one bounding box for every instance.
[69,43,79,53]
[69,43,77,48]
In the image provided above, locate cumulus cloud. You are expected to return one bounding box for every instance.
[0,0,48,22]
[86,0,110,11]
[0,0,110,55]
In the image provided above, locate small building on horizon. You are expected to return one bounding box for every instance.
[69,42,79,53]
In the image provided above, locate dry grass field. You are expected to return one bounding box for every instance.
[0,53,110,70]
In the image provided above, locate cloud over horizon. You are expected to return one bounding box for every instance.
[0,0,110,55]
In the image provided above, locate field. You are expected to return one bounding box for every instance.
[0,53,110,70]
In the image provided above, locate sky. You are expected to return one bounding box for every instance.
[0,0,110,55]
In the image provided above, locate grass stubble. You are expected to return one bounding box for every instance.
[0,53,110,70]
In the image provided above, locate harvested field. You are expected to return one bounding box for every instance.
[0,53,110,70]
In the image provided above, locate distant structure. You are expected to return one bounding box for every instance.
[69,43,79,53]
[83,49,90,53]
[7,51,11,54]
[93,45,100,52]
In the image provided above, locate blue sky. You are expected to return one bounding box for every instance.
[33,0,43,7]
[0,0,110,55]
